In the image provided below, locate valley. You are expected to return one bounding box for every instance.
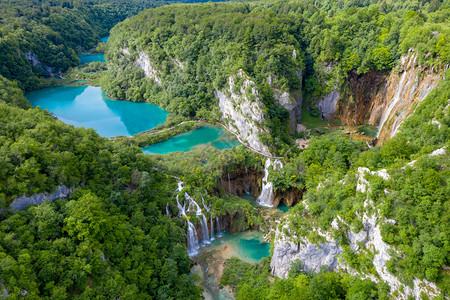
[0,0,448,299]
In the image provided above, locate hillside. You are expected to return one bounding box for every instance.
[0,0,449,299]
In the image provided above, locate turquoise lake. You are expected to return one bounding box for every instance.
[100,35,109,42]
[78,53,105,64]
[204,231,270,263]
[27,85,168,138]
[143,126,240,154]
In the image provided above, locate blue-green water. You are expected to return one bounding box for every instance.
[100,35,109,42]
[143,126,240,154]
[278,203,290,213]
[78,53,105,64]
[206,231,270,263]
[27,85,168,138]
[358,124,378,138]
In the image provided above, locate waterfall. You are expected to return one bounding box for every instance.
[177,180,184,192]
[201,214,210,243]
[227,172,232,194]
[177,195,186,217]
[376,69,408,137]
[216,216,222,237]
[257,159,283,207]
[166,203,170,216]
[210,215,214,241]
[187,220,199,256]
[185,192,209,243]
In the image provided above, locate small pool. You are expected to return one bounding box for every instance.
[100,35,109,43]
[78,53,105,64]
[142,126,240,154]
[203,231,270,263]
[358,124,378,138]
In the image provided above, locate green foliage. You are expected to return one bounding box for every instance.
[0,83,204,297]
[0,0,206,91]
[222,257,383,300]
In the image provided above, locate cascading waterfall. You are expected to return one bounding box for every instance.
[216,216,222,237]
[187,220,199,255]
[201,214,210,243]
[166,203,170,216]
[376,65,409,137]
[186,192,210,244]
[210,215,214,241]
[257,159,283,207]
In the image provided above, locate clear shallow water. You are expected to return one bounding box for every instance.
[278,203,290,213]
[358,124,378,138]
[78,53,105,64]
[142,126,240,154]
[100,35,109,42]
[203,230,270,263]
[27,85,168,137]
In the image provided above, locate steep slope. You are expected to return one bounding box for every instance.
[102,2,305,154]
[318,53,444,144]
[270,76,450,298]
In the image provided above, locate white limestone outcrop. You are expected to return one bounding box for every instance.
[136,51,162,84]
[271,156,445,298]
[216,70,271,156]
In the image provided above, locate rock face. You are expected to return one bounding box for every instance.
[218,166,303,207]
[318,87,340,120]
[218,166,264,199]
[10,185,74,211]
[271,228,342,278]
[268,74,303,133]
[270,161,444,299]
[136,51,162,84]
[273,187,303,207]
[316,53,443,144]
[216,70,271,156]
[26,52,61,77]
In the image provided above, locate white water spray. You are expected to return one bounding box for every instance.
[257,159,282,207]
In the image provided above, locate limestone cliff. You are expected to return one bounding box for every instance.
[316,52,443,144]
[26,52,62,77]
[10,185,74,211]
[136,51,162,84]
[267,72,303,133]
[216,70,271,156]
[270,150,447,299]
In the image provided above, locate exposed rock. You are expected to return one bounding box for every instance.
[271,225,342,278]
[216,70,271,155]
[317,86,340,120]
[136,51,162,84]
[10,185,74,211]
[268,74,303,133]
[273,187,303,207]
[270,165,442,299]
[26,52,62,77]
[218,166,264,199]
[296,124,307,132]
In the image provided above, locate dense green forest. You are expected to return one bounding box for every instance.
[0,76,203,298]
[0,0,449,298]
[0,0,221,91]
[102,0,449,153]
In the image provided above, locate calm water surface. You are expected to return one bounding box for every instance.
[78,53,105,64]
[204,230,270,263]
[27,85,168,137]
[100,35,109,42]
[143,126,240,154]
